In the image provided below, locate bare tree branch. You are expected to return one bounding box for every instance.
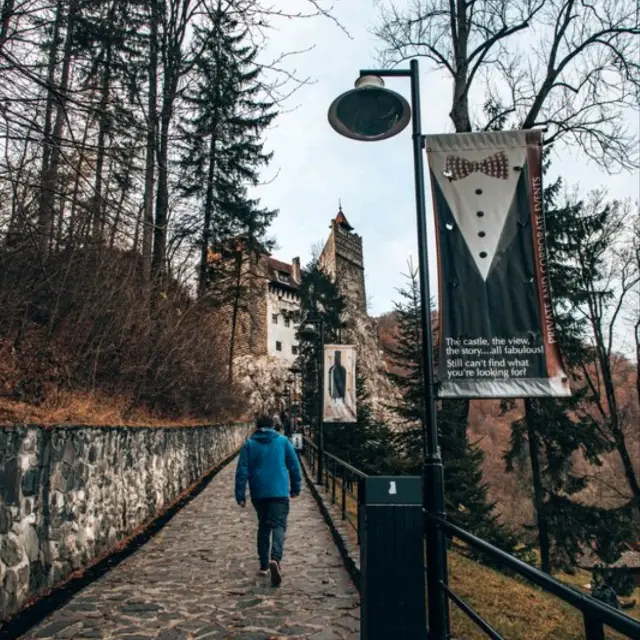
[373,0,639,168]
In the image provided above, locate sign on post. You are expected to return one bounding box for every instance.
[291,433,303,451]
[425,129,570,399]
[323,344,357,422]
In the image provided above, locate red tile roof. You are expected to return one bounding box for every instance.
[267,258,293,273]
[335,210,353,231]
[266,257,299,290]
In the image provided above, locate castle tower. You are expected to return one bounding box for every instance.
[319,206,367,314]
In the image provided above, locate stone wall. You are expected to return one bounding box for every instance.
[0,423,252,621]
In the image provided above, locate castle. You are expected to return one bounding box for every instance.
[211,207,367,366]
[211,207,398,422]
[318,208,367,316]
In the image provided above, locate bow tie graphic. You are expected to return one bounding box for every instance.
[444,151,509,181]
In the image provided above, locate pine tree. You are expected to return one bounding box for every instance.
[296,258,346,433]
[178,0,277,297]
[387,266,515,549]
[504,174,633,573]
[297,258,399,474]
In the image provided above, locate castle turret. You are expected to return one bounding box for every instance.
[319,205,366,314]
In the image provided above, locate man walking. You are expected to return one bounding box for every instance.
[235,415,302,586]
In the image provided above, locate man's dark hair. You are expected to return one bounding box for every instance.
[255,414,273,429]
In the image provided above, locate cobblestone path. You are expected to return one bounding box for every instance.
[22,462,360,640]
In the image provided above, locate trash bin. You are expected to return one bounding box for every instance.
[358,476,426,640]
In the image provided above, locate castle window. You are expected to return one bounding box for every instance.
[272,314,278,324]
[292,345,298,355]
[284,318,291,328]
[277,271,290,283]
[276,341,282,352]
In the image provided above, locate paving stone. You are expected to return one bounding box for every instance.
[22,463,359,639]
[194,626,224,639]
[32,619,77,637]
[309,631,341,640]
[154,630,187,640]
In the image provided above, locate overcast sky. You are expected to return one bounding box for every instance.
[251,1,640,325]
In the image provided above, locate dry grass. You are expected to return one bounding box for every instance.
[0,391,249,427]
[448,551,639,640]
[312,460,640,640]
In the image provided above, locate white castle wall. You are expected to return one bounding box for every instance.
[266,286,300,363]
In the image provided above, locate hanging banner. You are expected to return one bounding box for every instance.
[323,344,357,422]
[425,129,570,398]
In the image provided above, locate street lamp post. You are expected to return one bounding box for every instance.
[289,364,301,432]
[284,376,292,437]
[328,59,448,640]
[299,318,325,486]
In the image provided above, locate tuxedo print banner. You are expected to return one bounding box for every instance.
[323,345,357,423]
[425,130,571,398]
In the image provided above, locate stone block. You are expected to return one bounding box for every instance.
[0,506,12,534]
[24,524,40,562]
[62,439,75,466]
[0,537,22,567]
[0,457,20,505]
[1,569,18,612]
[22,467,40,497]
[29,560,48,591]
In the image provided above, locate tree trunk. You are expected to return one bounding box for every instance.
[67,110,93,245]
[610,421,640,513]
[198,133,217,297]
[449,0,472,133]
[593,316,640,513]
[6,114,38,248]
[0,0,15,55]
[109,168,130,249]
[152,106,170,283]
[142,0,158,283]
[525,399,552,574]
[227,253,243,384]
[92,7,115,245]
[37,0,78,254]
[635,316,640,405]
[36,0,65,253]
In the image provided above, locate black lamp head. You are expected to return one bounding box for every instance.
[328,75,411,142]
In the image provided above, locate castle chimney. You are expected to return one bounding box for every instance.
[292,257,301,283]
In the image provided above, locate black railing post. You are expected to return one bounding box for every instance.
[316,319,325,486]
[341,467,347,520]
[584,614,605,640]
[332,459,337,504]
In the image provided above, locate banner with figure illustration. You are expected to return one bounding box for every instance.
[323,345,357,422]
[425,129,571,398]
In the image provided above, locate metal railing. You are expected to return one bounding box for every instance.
[301,436,367,536]
[301,437,640,640]
[433,516,640,640]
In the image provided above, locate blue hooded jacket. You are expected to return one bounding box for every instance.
[235,428,302,503]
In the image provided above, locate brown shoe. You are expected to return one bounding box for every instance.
[269,559,282,587]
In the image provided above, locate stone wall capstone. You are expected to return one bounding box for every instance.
[0,423,252,621]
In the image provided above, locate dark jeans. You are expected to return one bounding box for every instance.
[252,498,290,567]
